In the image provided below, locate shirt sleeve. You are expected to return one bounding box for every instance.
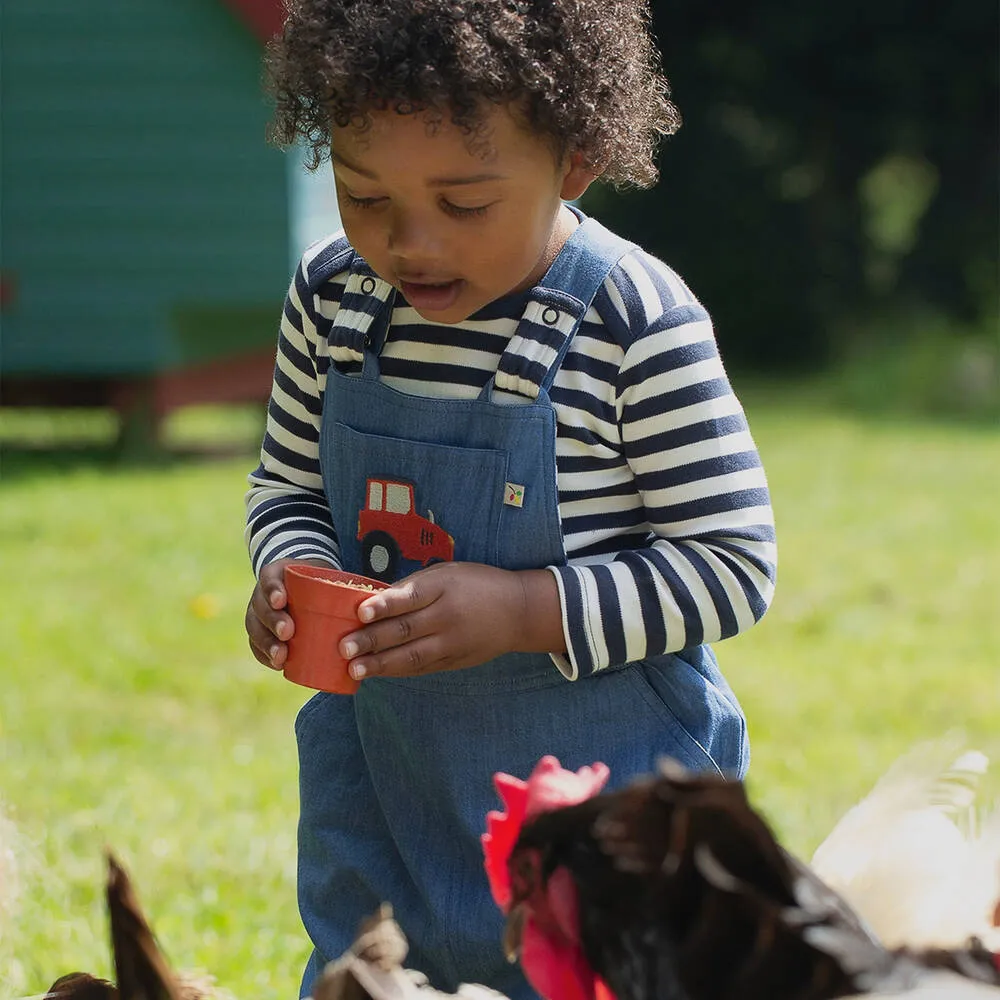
[548,299,777,679]
[244,252,342,577]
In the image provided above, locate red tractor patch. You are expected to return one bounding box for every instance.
[357,477,455,581]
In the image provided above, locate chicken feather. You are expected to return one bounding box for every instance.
[811,740,1000,949]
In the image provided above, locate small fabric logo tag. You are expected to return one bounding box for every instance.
[504,483,525,508]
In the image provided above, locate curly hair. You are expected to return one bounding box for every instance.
[265,0,680,189]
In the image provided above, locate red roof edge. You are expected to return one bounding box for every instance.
[220,0,284,42]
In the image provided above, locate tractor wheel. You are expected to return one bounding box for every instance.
[361,531,399,582]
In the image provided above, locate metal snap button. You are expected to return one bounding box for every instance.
[542,306,560,325]
[360,277,377,295]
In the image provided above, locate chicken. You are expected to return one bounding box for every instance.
[43,858,493,1000]
[483,756,1000,1000]
[312,904,506,1000]
[811,740,1000,950]
[46,972,119,999]
[45,853,229,1000]
[312,904,412,1000]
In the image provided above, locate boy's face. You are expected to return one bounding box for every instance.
[330,105,594,324]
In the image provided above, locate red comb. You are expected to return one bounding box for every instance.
[482,771,528,910]
[482,756,610,910]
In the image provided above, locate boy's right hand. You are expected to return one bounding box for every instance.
[245,558,333,670]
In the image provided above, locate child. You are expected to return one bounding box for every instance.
[244,2,776,997]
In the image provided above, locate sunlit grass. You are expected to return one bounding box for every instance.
[0,397,997,997]
[729,394,1000,851]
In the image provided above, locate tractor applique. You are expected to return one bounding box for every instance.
[357,477,455,581]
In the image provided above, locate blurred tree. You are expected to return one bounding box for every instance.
[588,0,998,369]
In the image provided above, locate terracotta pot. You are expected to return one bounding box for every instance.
[282,564,388,694]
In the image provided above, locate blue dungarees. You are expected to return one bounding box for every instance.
[295,218,749,998]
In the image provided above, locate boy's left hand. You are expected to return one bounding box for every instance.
[339,562,563,679]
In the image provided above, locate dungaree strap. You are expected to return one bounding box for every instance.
[485,216,637,400]
[541,216,639,300]
[326,256,395,376]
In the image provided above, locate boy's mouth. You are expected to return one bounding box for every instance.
[399,278,464,313]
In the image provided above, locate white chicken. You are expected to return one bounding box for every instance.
[845,974,1000,998]
[811,738,1000,951]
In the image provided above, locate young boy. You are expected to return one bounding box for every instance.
[244,2,777,997]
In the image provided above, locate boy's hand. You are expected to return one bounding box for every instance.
[245,558,334,670]
[338,563,566,680]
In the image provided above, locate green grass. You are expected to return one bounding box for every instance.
[1,399,998,997]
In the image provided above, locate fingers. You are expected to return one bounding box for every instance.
[341,599,428,655]
[342,571,445,661]
[339,563,504,678]
[250,582,294,641]
[340,606,444,681]
[346,632,455,681]
[245,560,300,669]
[246,558,346,671]
[258,560,290,612]
[356,572,435,624]
[245,598,288,670]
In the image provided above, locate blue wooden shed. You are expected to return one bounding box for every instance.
[0,0,334,430]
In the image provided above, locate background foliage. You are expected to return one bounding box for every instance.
[588,1,998,380]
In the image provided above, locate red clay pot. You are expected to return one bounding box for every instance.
[283,564,388,694]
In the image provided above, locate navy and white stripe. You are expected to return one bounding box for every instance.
[246,230,777,679]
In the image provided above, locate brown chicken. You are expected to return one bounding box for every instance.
[45,853,222,1000]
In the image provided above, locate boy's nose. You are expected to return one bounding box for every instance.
[386,208,441,261]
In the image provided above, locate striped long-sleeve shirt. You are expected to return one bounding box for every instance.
[246,230,776,679]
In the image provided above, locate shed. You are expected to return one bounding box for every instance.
[0,0,326,436]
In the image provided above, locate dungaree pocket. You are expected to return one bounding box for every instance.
[328,422,508,581]
[294,690,334,737]
[623,649,749,778]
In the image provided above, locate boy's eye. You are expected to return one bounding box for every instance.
[441,199,494,219]
[344,193,387,210]
[342,192,494,218]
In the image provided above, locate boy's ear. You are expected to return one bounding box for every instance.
[560,152,599,201]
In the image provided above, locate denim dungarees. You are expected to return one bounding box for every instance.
[295,217,749,998]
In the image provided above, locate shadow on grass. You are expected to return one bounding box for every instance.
[0,404,263,483]
[0,440,260,484]
[0,443,257,485]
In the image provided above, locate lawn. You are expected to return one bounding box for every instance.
[0,396,998,998]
